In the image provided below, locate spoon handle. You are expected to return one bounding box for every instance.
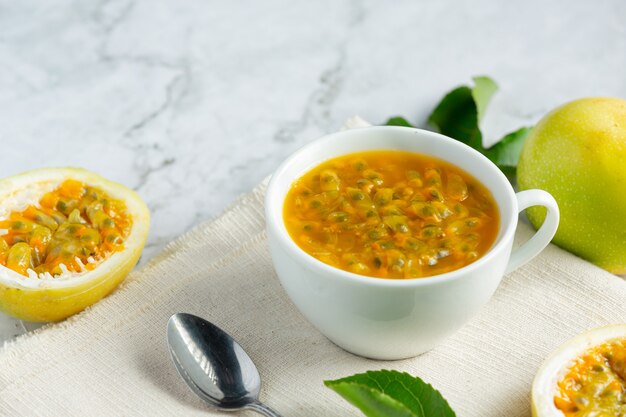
[246,401,284,417]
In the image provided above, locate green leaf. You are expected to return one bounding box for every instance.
[427,76,497,151]
[427,85,482,149]
[484,126,533,171]
[382,76,528,181]
[386,116,415,127]
[325,382,421,417]
[426,76,533,180]
[325,370,456,417]
[471,76,498,123]
[497,165,518,182]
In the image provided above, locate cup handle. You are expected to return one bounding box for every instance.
[505,189,560,274]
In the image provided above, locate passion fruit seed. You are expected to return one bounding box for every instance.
[363,169,384,186]
[68,209,86,224]
[319,170,340,192]
[353,159,367,172]
[356,178,375,193]
[347,187,366,201]
[29,226,52,264]
[55,197,79,216]
[374,188,394,206]
[49,210,67,225]
[6,242,33,276]
[0,237,8,255]
[383,215,410,233]
[424,168,442,187]
[0,179,131,278]
[554,338,626,416]
[328,211,349,223]
[0,218,39,233]
[447,174,469,201]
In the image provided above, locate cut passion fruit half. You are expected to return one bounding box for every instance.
[0,168,149,322]
[532,325,626,417]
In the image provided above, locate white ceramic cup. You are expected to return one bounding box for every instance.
[265,126,559,360]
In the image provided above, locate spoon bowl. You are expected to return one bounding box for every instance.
[167,313,283,416]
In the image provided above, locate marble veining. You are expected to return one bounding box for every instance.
[0,0,625,341]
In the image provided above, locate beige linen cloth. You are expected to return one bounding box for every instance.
[1,119,626,417]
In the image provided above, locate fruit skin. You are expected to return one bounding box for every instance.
[531,324,626,417]
[0,250,139,322]
[518,97,626,273]
[0,168,150,322]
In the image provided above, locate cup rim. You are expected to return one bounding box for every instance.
[265,125,518,288]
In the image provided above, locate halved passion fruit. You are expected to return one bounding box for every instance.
[532,325,626,417]
[0,168,149,322]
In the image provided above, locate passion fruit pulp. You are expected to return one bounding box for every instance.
[0,168,149,322]
[532,325,626,417]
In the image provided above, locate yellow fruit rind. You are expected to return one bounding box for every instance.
[0,245,140,322]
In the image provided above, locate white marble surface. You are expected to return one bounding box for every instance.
[0,0,625,341]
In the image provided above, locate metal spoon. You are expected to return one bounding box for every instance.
[167,313,283,417]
